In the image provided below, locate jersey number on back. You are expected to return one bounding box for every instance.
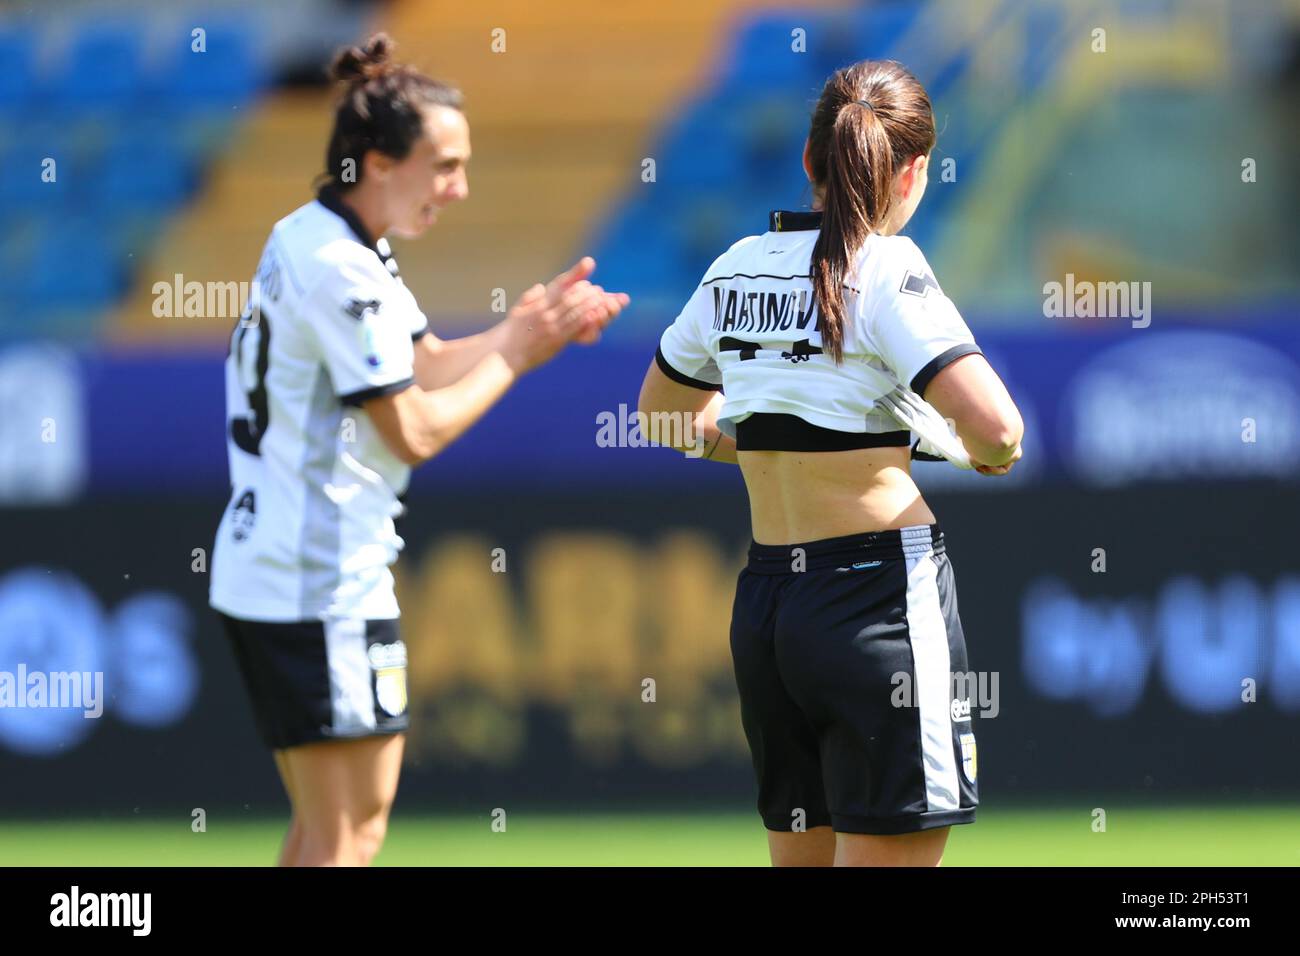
[231,306,271,456]
[719,336,823,363]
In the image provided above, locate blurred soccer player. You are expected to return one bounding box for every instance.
[638,60,1022,866]
[209,33,627,867]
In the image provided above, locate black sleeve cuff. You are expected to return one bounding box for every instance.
[655,346,722,391]
[340,376,415,407]
[910,439,947,462]
[911,344,982,397]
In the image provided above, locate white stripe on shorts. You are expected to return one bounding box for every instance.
[902,528,960,811]
[324,617,377,736]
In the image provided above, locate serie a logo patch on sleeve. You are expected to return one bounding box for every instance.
[368,640,408,717]
[230,489,256,542]
[959,732,978,784]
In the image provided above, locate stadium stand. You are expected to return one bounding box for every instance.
[0,0,1292,343]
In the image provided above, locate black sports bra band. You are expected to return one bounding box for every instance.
[734,414,910,452]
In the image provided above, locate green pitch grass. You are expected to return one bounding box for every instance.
[1,806,1297,866]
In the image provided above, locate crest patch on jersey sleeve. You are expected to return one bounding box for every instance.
[900,271,941,298]
[343,297,382,321]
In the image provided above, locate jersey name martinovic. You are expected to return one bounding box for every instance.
[657,210,982,442]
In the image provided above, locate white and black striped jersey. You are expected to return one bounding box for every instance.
[209,187,429,622]
[656,210,982,452]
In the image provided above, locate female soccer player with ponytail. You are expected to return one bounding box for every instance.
[639,60,1022,866]
[209,34,627,866]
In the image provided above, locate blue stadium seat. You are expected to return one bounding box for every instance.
[853,2,920,62]
[925,46,972,103]
[1021,6,1066,90]
[801,10,860,79]
[651,106,744,191]
[28,224,126,309]
[155,22,263,110]
[99,134,197,212]
[52,22,146,112]
[103,113,217,174]
[723,92,809,188]
[0,142,74,210]
[716,12,824,97]
[0,231,31,320]
[0,30,39,116]
[589,202,681,290]
[662,193,748,274]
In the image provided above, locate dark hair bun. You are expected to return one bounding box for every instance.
[330,33,394,83]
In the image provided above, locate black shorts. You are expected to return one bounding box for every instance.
[729,524,978,835]
[218,613,410,751]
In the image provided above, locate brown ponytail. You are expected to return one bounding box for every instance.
[807,60,936,362]
[322,33,463,191]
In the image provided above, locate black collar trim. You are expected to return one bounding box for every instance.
[769,209,823,232]
[317,184,379,252]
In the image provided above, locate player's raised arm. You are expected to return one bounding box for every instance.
[369,264,628,464]
[411,256,628,391]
